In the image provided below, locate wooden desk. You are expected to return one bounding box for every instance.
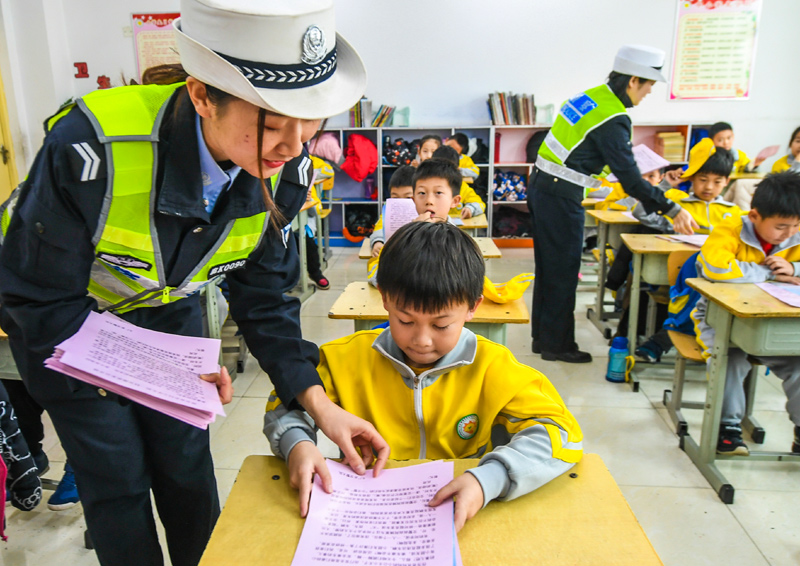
[683,279,800,503]
[329,282,529,345]
[582,197,601,209]
[586,210,640,339]
[358,237,502,260]
[199,454,662,566]
[461,213,488,236]
[620,234,700,391]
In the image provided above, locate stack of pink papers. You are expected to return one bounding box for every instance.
[292,460,463,565]
[45,311,225,429]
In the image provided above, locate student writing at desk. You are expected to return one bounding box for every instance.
[693,172,800,455]
[264,222,582,531]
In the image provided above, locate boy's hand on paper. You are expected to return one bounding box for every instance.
[371,242,383,257]
[428,473,484,533]
[773,274,800,285]
[199,366,233,404]
[460,207,473,220]
[672,209,698,235]
[288,441,331,518]
[765,255,793,276]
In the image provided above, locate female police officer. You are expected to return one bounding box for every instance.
[528,45,697,363]
[0,1,388,565]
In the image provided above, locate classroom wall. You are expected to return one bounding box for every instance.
[1,0,798,174]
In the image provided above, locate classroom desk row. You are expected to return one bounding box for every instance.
[199,454,664,566]
[358,235,501,260]
[329,282,528,345]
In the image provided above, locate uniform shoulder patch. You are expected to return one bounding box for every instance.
[456,414,479,440]
[68,140,106,182]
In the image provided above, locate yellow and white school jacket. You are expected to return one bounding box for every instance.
[634,193,740,235]
[459,154,480,181]
[771,155,797,174]
[264,328,583,504]
[451,181,486,217]
[692,214,800,357]
[731,148,751,175]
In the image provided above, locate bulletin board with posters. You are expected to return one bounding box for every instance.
[669,0,762,101]
[131,13,181,83]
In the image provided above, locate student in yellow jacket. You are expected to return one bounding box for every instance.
[634,139,742,234]
[709,122,766,175]
[265,222,582,530]
[771,126,800,174]
[692,172,800,456]
[446,133,481,183]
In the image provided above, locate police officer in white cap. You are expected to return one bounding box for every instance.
[528,45,697,364]
[0,1,388,564]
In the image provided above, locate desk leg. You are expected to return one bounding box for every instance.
[625,253,642,391]
[353,320,375,332]
[682,304,735,503]
[587,223,613,339]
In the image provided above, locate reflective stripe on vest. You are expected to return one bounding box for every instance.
[537,84,628,189]
[4,84,276,313]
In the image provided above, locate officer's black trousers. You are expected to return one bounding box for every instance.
[528,183,585,354]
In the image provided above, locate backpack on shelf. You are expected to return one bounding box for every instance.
[382,137,414,166]
[491,206,532,238]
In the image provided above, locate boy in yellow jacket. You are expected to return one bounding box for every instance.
[433,145,486,219]
[693,172,800,455]
[709,121,765,175]
[264,221,582,531]
[632,138,742,235]
[445,132,481,183]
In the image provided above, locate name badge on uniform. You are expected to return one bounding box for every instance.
[281,223,292,249]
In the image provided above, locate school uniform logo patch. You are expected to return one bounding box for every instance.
[208,259,247,277]
[456,414,479,440]
[97,252,151,271]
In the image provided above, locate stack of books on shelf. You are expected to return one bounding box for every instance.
[370,105,396,127]
[487,92,536,125]
[655,131,686,162]
[349,97,372,127]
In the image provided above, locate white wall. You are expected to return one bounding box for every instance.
[1,0,797,173]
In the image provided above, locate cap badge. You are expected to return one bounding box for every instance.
[301,25,327,65]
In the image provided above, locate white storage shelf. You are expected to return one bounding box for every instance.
[318,122,705,244]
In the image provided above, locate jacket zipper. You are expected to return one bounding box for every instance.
[413,375,427,459]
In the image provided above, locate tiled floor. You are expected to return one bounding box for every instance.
[3,247,799,565]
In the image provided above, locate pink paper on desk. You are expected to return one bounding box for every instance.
[756,145,780,162]
[291,460,463,566]
[668,234,709,247]
[44,311,224,429]
[384,198,419,240]
[607,144,670,182]
[756,282,800,308]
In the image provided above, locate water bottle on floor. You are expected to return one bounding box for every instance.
[606,337,631,383]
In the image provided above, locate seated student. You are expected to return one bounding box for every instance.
[772,126,800,174]
[431,145,486,219]
[708,121,766,175]
[411,134,442,167]
[369,165,415,258]
[693,171,800,455]
[445,132,480,183]
[633,138,742,236]
[264,221,583,530]
[367,158,462,286]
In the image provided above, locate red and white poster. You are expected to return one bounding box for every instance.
[131,13,181,83]
[670,0,762,101]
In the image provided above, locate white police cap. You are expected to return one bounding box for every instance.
[613,44,667,83]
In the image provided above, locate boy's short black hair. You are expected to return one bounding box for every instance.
[432,145,460,166]
[751,172,800,219]
[695,147,734,178]
[449,133,469,154]
[789,126,800,147]
[709,122,733,139]
[419,134,442,148]
[412,158,461,196]
[376,222,484,312]
[388,165,415,189]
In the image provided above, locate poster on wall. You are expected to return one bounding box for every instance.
[669,0,762,101]
[131,13,181,83]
